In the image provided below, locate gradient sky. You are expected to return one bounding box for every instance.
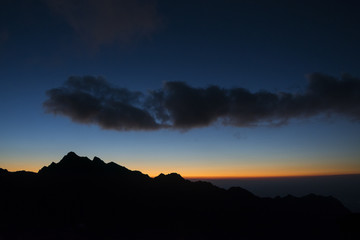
[1,0,360,177]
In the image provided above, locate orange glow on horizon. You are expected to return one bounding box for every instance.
[183,172,360,179]
[2,165,359,178]
[2,157,360,178]
[140,168,360,179]
[139,163,360,179]
[2,165,41,173]
[0,158,48,173]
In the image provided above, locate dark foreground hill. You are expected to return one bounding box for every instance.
[1,152,359,240]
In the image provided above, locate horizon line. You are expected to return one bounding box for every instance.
[184,173,360,179]
[2,167,360,179]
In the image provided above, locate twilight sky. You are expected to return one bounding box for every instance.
[1,0,360,177]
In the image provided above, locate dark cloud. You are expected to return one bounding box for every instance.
[44,0,159,48]
[44,74,360,131]
[160,82,229,128]
[44,76,159,130]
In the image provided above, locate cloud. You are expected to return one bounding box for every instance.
[43,0,159,48]
[44,76,159,130]
[155,82,229,128]
[44,74,360,131]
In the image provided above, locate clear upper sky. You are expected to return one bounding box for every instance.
[1,0,360,177]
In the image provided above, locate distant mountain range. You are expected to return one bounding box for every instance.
[1,152,359,240]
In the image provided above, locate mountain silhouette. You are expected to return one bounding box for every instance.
[39,151,131,176]
[1,152,359,240]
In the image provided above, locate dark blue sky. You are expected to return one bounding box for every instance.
[1,0,360,177]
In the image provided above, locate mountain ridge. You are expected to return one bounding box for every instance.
[1,152,359,240]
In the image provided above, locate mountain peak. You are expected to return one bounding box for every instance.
[39,152,95,175]
[37,152,150,183]
[93,156,105,165]
[154,172,186,184]
[66,151,78,158]
[60,151,89,163]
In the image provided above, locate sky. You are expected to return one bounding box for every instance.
[1,0,360,178]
